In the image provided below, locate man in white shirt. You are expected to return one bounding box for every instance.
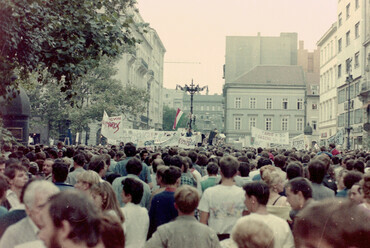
[120,177,149,248]
[198,156,245,240]
[0,180,60,248]
[237,181,294,248]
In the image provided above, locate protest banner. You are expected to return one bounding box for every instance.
[327,129,344,145]
[251,127,289,145]
[101,111,124,141]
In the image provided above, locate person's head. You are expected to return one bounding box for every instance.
[219,156,239,179]
[273,154,286,170]
[174,185,200,214]
[349,183,363,204]
[0,174,9,202]
[301,154,311,164]
[170,155,185,171]
[126,157,143,176]
[285,177,312,211]
[24,180,60,228]
[257,157,272,169]
[354,160,365,173]
[124,143,136,157]
[152,158,165,173]
[187,150,198,163]
[293,199,370,248]
[260,165,285,193]
[38,191,102,248]
[162,166,182,186]
[73,153,86,167]
[100,213,125,248]
[196,154,209,166]
[4,164,28,190]
[332,156,340,165]
[0,157,6,174]
[329,143,335,150]
[74,170,100,192]
[286,162,303,180]
[121,178,143,205]
[206,162,219,176]
[243,181,270,212]
[88,156,108,178]
[308,159,326,184]
[52,160,69,183]
[238,162,250,177]
[360,173,370,202]
[343,171,363,190]
[231,218,274,248]
[140,150,149,161]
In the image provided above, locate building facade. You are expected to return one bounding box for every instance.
[224,66,306,144]
[317,23,339,146]
[224,33,298,82]
[163,88,184,110]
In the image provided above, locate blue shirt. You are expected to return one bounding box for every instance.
[113,157,152,184]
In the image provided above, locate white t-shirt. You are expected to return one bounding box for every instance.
[198,184,245,234]
[121,203,149,248]
[235,213,294,248]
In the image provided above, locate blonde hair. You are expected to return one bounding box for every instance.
[260,165,284,187]
[232,218,274,248]
[77,170,100,187]
[90,181,124,223]
[174,185,199,214]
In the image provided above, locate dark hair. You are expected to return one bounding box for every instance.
[257,157,272,169]
[126,158,142,175]
[328,143,335,149]
[293,199,370,248]
[170,155,183,169]
[73,153,86,167]
[48,191,101,247]
[122,178,143,204]
[206,162,219,175]
[343,171,363,189]
[187,151,198,163]
[274,155,286,169]
[196,154,209,166]
[238,162,250,177]
[88,158,105,175]
[286,162,303,180]
[108,150,116,160]
[100,213,125,248]
[124,144,136,157]
[346,159,356,170]
[52,161,69,183]
[332,156,340,165]
[4,164,27,180]
[48,150,58,159]
[243,181,269,205]
[308,159,326,184]
[0,174,9,199]
[219,156,239,178]
[286,177,312,200]
[302,154,311,164]
[152,159,165,173]
[354,160,365,173]
[162,166,181,185]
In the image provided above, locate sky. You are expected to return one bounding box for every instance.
[137,0,338,94]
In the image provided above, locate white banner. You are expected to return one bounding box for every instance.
[251,127,289,145]
[290,134,309,151]
[101,111,124,140]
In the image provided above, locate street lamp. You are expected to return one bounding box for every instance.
[346,59,353,150]
[176,79,208,130]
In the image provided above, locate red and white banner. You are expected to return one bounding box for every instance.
[101,111,123,140]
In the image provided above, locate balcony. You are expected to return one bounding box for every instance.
[359,80,370,95]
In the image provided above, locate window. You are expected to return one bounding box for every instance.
[312,103,318,110]
[282,98,288,109]
[249,117,256,130]
[312,120,317,130]
[297,99,303,110]
[355,0,359,9]
[346,31,350,46]
[346,58,352,73]
[266,98,272,109]
[200,106,204,111]
[338,64,342,78]
[296,118,303,131]
[235,97,241,109]
[206,106,210,111]
[281,118,288,131]
[338,113,345,127]
[234,117,241,130]
[354,52,360,68]
[355,22,360,38]
[355,109,362,124]
[338,13,342,26]
[338,38,342,53]
[265,118,272,131]
[250,98,256,109]
[338,88,346,103]
[311,85,319,95]
[346,3,350,19]
[212,106,215,111]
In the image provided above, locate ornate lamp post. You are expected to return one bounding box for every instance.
[176,79,208,130]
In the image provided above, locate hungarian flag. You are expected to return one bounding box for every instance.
[173,108,184,130]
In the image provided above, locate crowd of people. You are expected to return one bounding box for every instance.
[0,141,369,248]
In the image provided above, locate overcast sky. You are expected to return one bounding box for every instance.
[137,0,338,94]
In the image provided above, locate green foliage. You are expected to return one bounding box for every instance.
[0,0,139,101]
[162,106,188,131]
[22,56,149,137]
[0,118,20,145]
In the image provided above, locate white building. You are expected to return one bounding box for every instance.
[317,23,338,146]
[163,88,184,110]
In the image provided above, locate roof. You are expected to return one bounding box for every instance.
[231,65,305,86]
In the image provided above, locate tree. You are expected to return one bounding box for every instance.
[162,106,188,131]
[0,0,141,102]
[22,56,149,140]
